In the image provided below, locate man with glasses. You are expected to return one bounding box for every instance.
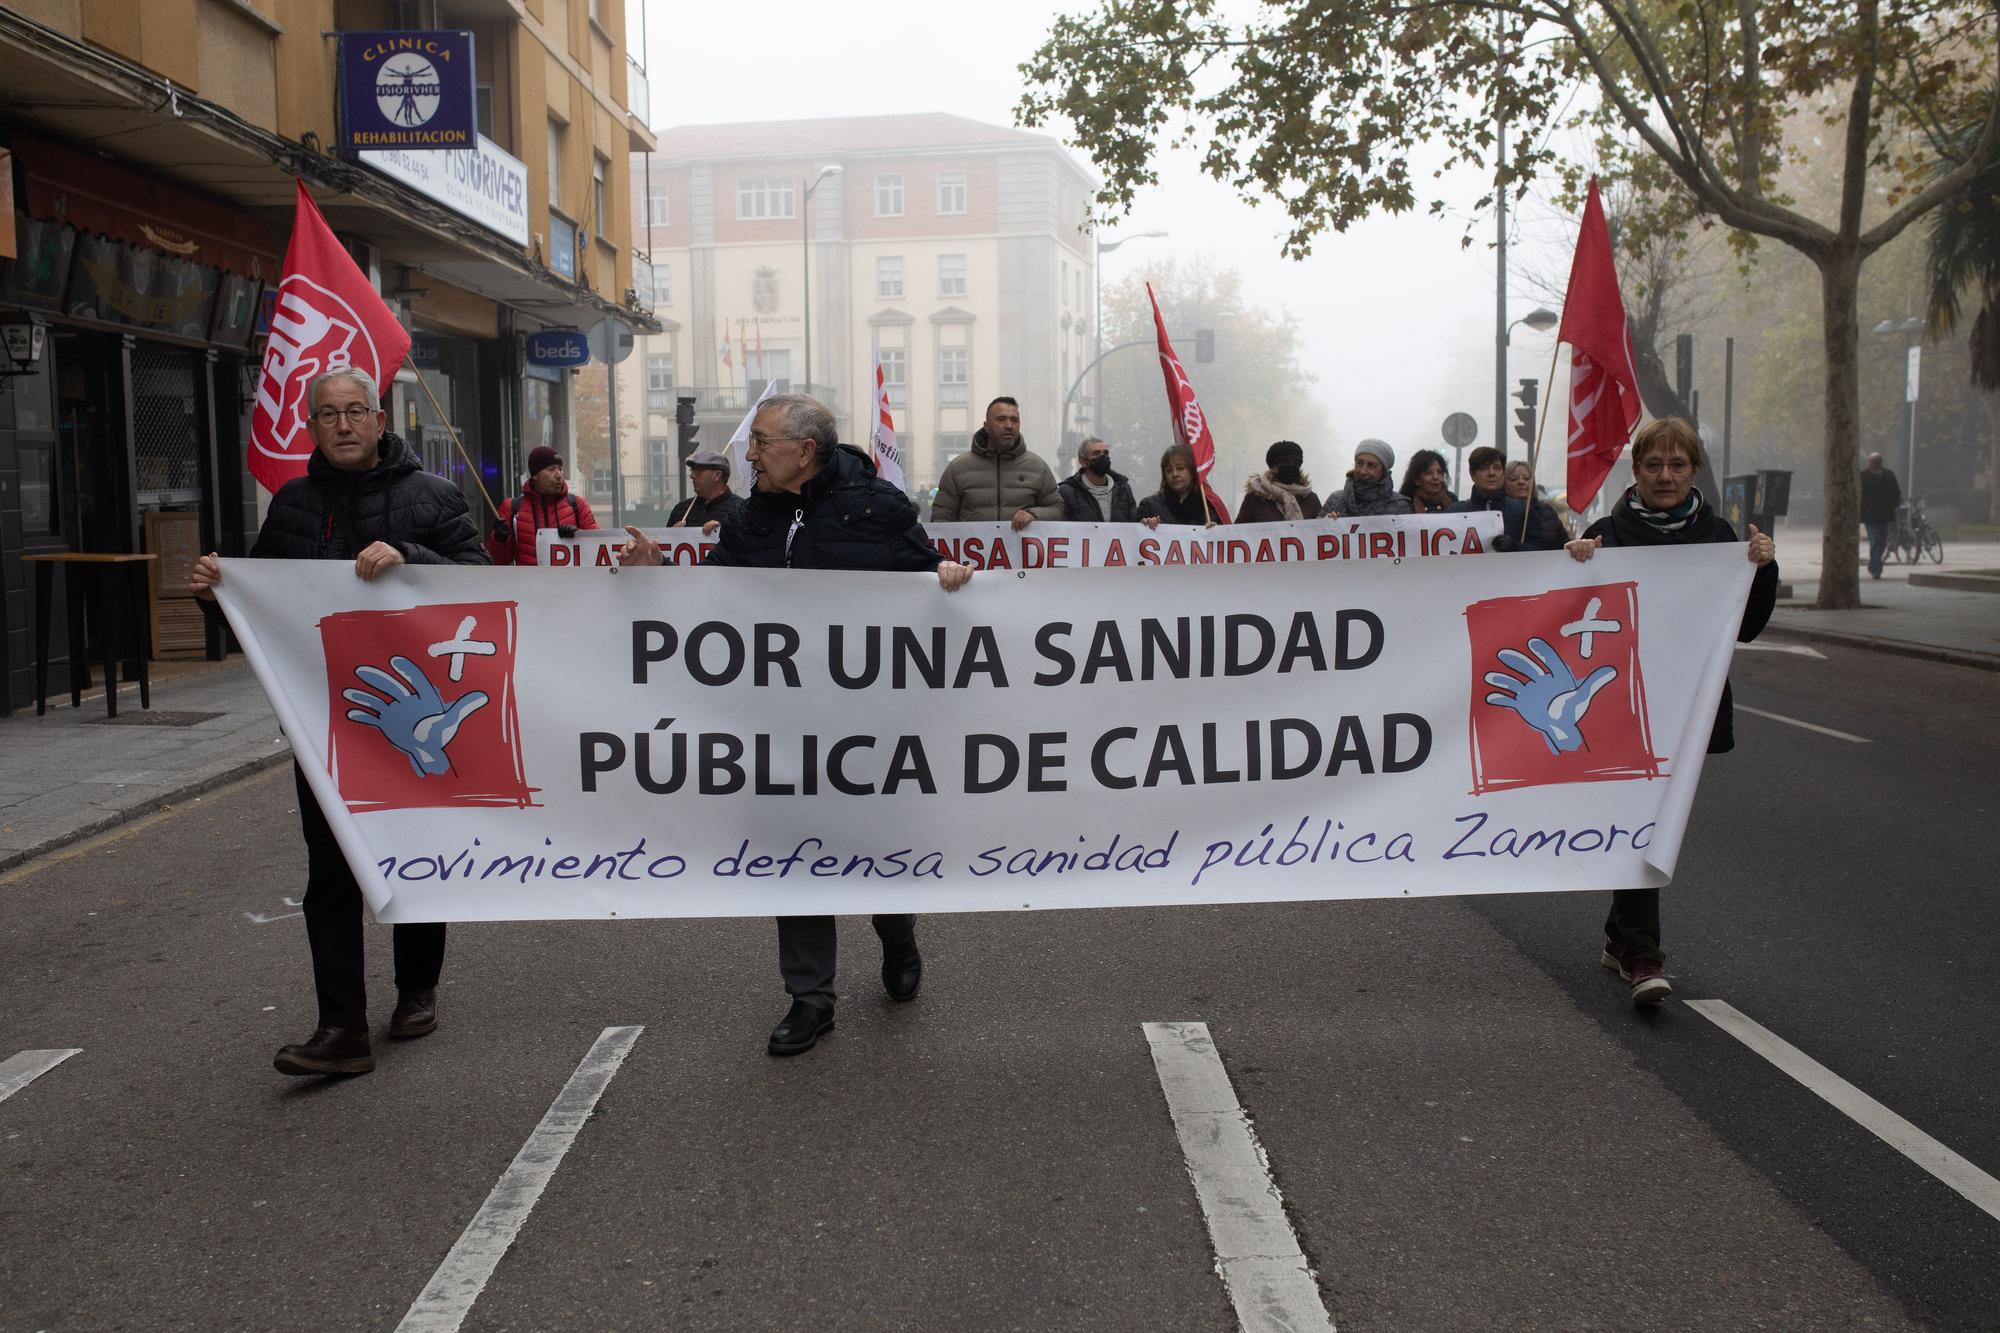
[190,367,488,1078]
[622,393,971,1056]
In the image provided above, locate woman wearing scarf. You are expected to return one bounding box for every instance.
[1566,417,1779,1004]
[1399,448,1457,514]
[1327,439,1413,517]
[1451,446,1507,514]
[1237,440,1322,522]
[1138,444,1228,527]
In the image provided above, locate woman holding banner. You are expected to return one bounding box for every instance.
[1326,439,1413,517]
[1398,449,1457,514]
[1237,440,1322,522]
[1138,444,1227,528]
[1565,417,1778,1003]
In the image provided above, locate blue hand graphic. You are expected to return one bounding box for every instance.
[1483,637,1617,756]
[343,656,489,777]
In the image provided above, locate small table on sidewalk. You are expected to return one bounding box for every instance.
[24,553,157,719]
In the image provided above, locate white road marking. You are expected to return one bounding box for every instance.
[1687,1000,2000,1224]
[1143,1021,1334,1333]
[243,910,304,924]
[1734,704,1870,744]
[0,1049,82,1104]
[396,1025,643,1333]
[1736,641,1827,659]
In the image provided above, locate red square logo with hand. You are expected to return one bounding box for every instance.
[319,601,534,812]
[1463,581,1664,793]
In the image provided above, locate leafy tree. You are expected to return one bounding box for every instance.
[1925,121,2000,523]
[1021,0,2000,607]
[1086,256,1319,501]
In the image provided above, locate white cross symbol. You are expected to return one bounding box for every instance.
[427,615,497,682]
[1560,597,1621,660]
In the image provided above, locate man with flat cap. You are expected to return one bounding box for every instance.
[666,449,745,533]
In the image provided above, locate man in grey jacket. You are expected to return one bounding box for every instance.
[930,396,1062,529]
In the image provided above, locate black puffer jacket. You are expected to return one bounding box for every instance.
[249,432,488,565]
[1058,469,1140,523]
[1137,486,1216,526]
[1458,491,1570,551]
[704,443,942,572]
[1582,485,1779,754]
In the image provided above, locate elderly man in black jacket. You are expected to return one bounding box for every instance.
[191,366,488,1077]
[1058,436,1140,522]
[622,393,971,1056]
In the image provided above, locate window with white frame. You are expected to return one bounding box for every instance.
[736,177,796,220]
[591,155,608,243]
[938,253,967,297]
[936,171,967,215]
[879,347,907,408]
[938,346,968,406]
[646,437,673,484]
[1061,260,1070,307]
[653,263,671,308]
[590,465,613,501]
[875,173,904,217]
[876,256,903,298]
[647,353,674,408]
[646,185,670,227]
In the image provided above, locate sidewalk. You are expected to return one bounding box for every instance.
[0,658,289,873]
[1761,524,2000,668]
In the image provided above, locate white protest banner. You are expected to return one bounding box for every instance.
[217,545,1750,923]
[535,513,1504,571]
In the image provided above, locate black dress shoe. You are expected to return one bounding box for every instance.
[388,988,438,1039]
[882,946,923,1002]
[273,1027,375,1077]
[767,999,834,1056]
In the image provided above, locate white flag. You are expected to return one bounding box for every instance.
[869,351,905,492]
[729,378,780,496]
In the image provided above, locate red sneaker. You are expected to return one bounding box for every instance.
[1626,959,1673,1004]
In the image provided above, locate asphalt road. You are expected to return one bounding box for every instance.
[1,635,1994,1330]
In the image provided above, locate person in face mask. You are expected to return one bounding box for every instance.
[1058,435,1140,522]
[1238,439,1322,522]
[1328,439,1413,517]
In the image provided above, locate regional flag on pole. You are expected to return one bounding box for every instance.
[250,180,411,493]
[1146,283,1231,523]
[868,349,905,492]
[729,378,780,496]
[719,329,733,370]
[1559,178,1644,513]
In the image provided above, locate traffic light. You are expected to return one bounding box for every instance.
[1512,378,1538,448]
[1195,329,1215,363]
[675,395,698,460]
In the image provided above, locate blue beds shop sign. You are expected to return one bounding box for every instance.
[525,329,590,369]
[339,31,477,154]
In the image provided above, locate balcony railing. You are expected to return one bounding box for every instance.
[646,385,843,416]
[627,56,650,121]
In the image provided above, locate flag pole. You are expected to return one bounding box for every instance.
[411,371,503,525]
[1520,340,1564,544]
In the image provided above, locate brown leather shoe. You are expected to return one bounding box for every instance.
[273,1027,374,1076]
[388,989,438,1038]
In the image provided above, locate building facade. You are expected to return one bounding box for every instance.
[0,0,656,714]
[623,113,1097,515]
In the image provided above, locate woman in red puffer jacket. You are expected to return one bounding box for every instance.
[487,445,598,565]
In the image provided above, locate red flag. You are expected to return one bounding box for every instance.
[1559,178,1644,513]
[250,181,410,494]
[1146,283,1231,523]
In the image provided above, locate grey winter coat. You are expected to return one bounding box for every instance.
[930,429,1062,523]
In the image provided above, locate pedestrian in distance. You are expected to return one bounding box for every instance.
[1238,440,1322,522]
[1494,460,1572,552]
[486,444,597,566]
[620,394,972,1057]
[666,448,746,534]
[928,396,1062,529]
[1399,448,1457,514]
[1327,439,1413,517]
[1058,436,1140,522]
[1565,416,1778,1003]
[189,366,489,1076]
[1859,451,1902,579]
[1138,443,1227,528]
[1452,446,1507,514]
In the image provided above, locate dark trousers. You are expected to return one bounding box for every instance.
[1865,521,1890,576]
[295,767,445,1031]
[1604,888,1662,966]
[778,914,916,1009]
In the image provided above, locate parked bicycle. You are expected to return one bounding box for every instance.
[1892,496,1945,565]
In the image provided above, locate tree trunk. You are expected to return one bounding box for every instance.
[1988,390,2000,526]
[1817,250,1864,609]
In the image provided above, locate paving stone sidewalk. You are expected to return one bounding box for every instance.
[0,660,289,872]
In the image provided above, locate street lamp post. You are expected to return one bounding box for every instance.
[1873,316,1924,494]
[1091,229,1167,444]
[802,164,842,395]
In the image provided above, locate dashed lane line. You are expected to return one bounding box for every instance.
[0,1049,82,1104]
[1734,704,1871,744]
[1144,1021,1335,1333]
[1687,1000,2000,1224]
[396,1026,643,1333]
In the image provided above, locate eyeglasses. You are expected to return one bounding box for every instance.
[312,405,376,426]
[747,434,809,450]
